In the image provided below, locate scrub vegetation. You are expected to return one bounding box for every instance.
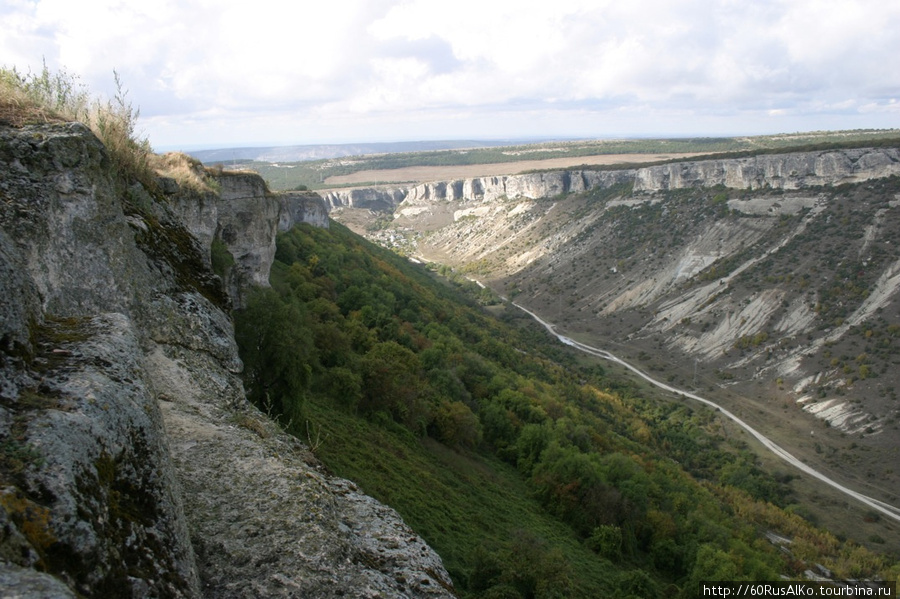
[0,63,217,196]
[234,221,900,597]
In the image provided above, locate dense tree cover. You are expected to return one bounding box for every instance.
[234,222,899,598]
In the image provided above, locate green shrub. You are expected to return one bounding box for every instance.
[210,238,235,278]
[588,524,623,560]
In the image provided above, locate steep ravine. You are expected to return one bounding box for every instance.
[330,146,900,509]
[0,122,454,597]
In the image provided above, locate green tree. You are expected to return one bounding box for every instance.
[360,341,427,430]
[321,366,363,412]
[617,568,659,599]
[479,401,519,455]
[515,423,551,475]
[433,401,482,450]
[682,545,742,598]
[588,524,623,561]
[234,288,315,423]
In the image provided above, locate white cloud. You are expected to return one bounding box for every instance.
[2,0,898,148]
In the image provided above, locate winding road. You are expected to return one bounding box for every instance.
[515,303,900,524]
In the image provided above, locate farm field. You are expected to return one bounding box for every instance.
[322,152,708,187]
[228,130,900,192]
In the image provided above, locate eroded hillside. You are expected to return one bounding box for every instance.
[331,148,900,511]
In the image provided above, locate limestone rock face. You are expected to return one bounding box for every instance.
[321,186,407,211]
[0,122,455,598]
[6,313,199,597]
[0,563,78,599]
[0,123,159,317]
[325,148,900,217]
[164,172,332,307]
[632,148,900,192]
[393,170,618,214]
[321,170,635,213]
[0,122,202,597]
[162,185,220,269]
[279,190,330,231]
[0,230,40,396]
[214,173,281,298]
[160,376,454,598]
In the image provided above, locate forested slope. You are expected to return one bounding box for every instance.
[234,222,900,598]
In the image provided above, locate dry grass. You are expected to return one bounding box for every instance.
[0,79,64,127]
[149,152,220,194]
[1,64,230,196]
[231,413,272,439]
[0,63,155,187]
[0,63,89,126]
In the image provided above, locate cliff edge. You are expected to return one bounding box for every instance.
[321,147,900,214]
[0,122,455,597]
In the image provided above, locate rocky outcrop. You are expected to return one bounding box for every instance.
[322,170,633,212]
[632,147,900,192]
[0,121,202,597]
[211,172,281,300]
[163,170,330,308]
[0,122,454,597]
[402,170,634,204]
[279,190,330,231]
[321,186,407,211]
[324,147,900,215]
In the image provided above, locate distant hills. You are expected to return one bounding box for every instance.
[187,130,900,192]
[188,139,545,164]
[187,131,900,168]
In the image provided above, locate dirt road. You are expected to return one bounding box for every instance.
[515,302,900,524]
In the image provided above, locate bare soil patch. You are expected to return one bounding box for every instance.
[323,152,710,187]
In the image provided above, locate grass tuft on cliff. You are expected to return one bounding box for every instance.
[149,151,222,194]
[0,61,155,187]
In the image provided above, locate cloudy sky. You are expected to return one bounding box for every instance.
[3,0,898,151]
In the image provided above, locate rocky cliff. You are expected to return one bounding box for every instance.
[0,122,454,597]
[163,166,329,307]
[631,147,900,192]
[322,147,900,214]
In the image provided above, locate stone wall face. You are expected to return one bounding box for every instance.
[0,123,454,598]
[632,148,900,192]
[0,122,202,597]
[320,148,900,213]
[164,171,331,307]
[279,191,330,231]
